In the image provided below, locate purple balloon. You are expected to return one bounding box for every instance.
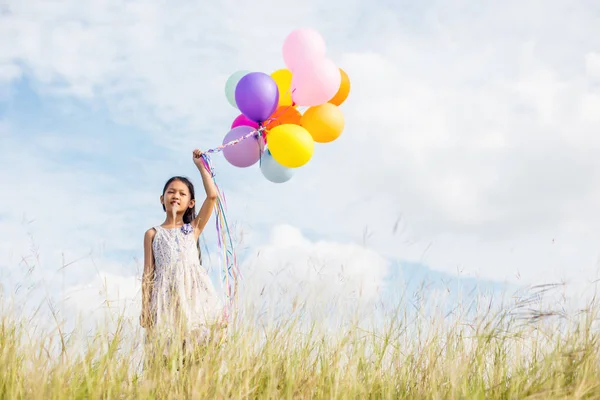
[235,72,279,123]
[222,125,261,168]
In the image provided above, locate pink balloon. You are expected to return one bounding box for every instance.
[282,28,326,72]
[231,114,259,129]
[291,58,341,106]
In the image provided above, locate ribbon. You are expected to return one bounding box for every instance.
[203,126,266,156]
[197,105,295,319]
[198,154,240,321]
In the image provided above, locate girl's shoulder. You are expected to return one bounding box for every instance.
[143,227,157,250]
[144,226,159,239]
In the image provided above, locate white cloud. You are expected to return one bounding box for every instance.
[586,52,600,80]
[1,0,600,328]
[241,224,389,309]
[62,270,140,326]
[0,63,21,83]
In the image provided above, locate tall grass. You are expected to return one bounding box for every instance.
[2,280,600,399]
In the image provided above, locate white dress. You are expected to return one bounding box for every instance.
[148,223,224,349]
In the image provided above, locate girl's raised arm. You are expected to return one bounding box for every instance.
[192,149,218,237]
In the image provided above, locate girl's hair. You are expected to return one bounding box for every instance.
[162,176,196,224]
[161,176,204,264]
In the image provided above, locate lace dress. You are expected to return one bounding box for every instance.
[148,223,224,350]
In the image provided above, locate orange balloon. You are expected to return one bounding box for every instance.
[264,106,302,130]
[328,68,350,106]
[301,103,345,143]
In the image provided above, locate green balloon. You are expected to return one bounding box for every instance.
[225,70,250,109]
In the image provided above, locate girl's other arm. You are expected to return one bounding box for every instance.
[192,149,218,236]
[140,228,156,328]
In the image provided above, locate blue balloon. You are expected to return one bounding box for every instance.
[260,148,294,183]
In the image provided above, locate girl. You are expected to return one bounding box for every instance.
[141,149,225,355]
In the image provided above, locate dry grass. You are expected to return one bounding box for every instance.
[1,280,600,399]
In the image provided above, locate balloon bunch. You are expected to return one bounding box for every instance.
[198,28,350,319]
[220,28,351,183]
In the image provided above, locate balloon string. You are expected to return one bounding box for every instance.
[196,91,298,316]
[204,126,265,155]
[199,153,242,321]
[204,88,297,154]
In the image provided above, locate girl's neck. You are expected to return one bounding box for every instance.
[163,214,185,227]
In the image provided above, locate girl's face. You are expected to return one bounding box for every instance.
[161,180,195,215]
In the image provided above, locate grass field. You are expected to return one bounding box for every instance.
[2,281,600,399]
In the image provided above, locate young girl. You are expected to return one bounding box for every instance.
[141,149,225,355]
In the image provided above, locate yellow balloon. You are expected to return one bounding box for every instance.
[267,124,314,168]
[301,103,345,143]
[271,69,294,107]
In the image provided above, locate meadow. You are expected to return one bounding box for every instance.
[2,278,600,399]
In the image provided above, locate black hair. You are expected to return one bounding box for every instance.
[161,176,203,264]
[162,176,196,224]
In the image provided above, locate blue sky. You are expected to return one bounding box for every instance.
[1,0,600,329]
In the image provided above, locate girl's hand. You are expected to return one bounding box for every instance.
[193,149,206,169]
[191,147,218,235]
